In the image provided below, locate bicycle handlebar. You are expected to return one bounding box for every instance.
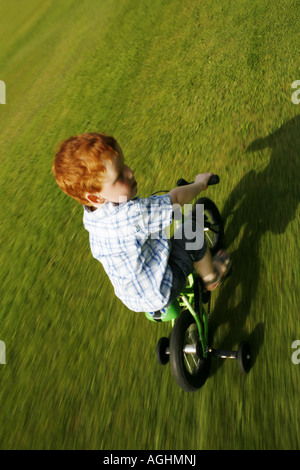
[150,175,219,197]
[177,174,220,187]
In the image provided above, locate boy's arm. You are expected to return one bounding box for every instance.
[168,173,213,206]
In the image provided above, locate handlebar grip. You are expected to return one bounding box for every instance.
[176,178,190,186]
[177,175,220,187]
[207,174,219,186]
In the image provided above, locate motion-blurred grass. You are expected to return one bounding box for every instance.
[0,0,299,450]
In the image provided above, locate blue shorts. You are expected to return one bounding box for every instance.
[167,214,207,305]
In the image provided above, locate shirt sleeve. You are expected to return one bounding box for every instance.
[138,194,173,234]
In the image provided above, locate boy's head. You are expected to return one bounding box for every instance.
[52,132,137,206]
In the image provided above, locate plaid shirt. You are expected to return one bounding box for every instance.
[83,194,173,312]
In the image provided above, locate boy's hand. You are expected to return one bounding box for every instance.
[168,172,214,206]
[195,173,214,191]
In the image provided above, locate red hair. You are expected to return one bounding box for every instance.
[52,132,119,205]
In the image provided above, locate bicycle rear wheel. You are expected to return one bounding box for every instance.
[193,197,224,255]
[169,310,211,392]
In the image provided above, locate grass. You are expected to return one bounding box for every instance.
[0,0,299,450]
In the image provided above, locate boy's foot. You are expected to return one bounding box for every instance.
[202,250,232,291]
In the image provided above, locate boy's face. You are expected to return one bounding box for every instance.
[86,144,137,206]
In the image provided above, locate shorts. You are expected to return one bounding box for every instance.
[167,207,207,306]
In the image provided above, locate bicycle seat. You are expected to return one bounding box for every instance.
[145,301,181,323]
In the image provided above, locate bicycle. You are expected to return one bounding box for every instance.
[144,175,251,392]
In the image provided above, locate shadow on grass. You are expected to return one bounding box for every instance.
[209,114,300,376]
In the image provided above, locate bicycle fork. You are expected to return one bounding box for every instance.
[180,295,209,358]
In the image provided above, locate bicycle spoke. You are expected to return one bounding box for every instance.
[205,232,213,245]
[184,353,194,374]
[183,325,202,375]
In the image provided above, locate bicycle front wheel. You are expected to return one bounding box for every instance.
[169,310,211,392]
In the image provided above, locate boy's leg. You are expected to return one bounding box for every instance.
[188,201,231,290]
[168,211,231,303]
[167,238,195,305]
[194,245,231,291]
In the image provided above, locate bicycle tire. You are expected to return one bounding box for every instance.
[156,337,169,365]
[193,197,224,255]
[237,341,251,374]
[169,310,211,392]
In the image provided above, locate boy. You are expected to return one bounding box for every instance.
[52,132,231,313]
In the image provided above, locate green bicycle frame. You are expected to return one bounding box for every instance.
[177,274,209,358]
[145,274,209,358]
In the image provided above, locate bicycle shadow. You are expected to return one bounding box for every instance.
[208,114,300,376]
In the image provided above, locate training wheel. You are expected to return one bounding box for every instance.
[156,337,169,365]
[237,341,251,373]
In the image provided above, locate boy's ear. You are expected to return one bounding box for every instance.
[86,194,105,205]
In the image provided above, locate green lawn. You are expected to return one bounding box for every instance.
[0,0,299,450]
